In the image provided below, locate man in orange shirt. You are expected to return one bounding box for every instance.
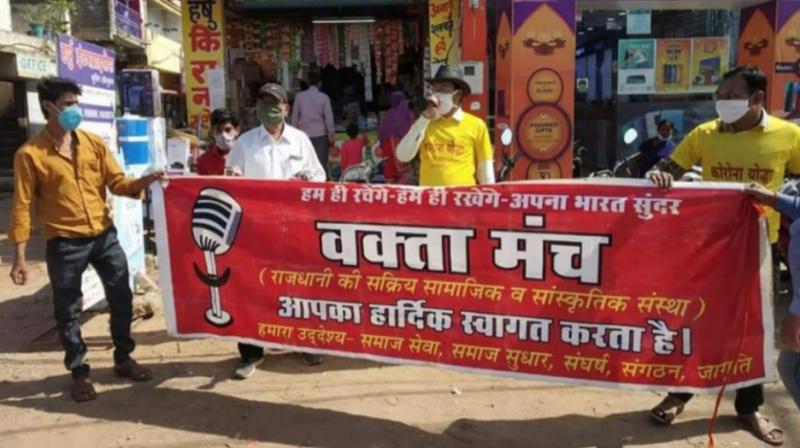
[8,77,165,402]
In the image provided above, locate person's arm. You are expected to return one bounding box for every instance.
[9,150,35,285]
[103,146,162,197]
[291,95,301,127]
[299,135,327,181]
[743,183,800,220]
[646,129,698,190]
[475,121,495,184]
[324,97,335,144]
[776,194,800,220]
[396,117,431,163]
[226,139,245,176]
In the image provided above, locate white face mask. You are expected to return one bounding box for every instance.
[434,92,457,116]
[658,134,671,142]
[715,99,750,124]
[214,132,236,151]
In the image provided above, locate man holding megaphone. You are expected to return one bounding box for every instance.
[395,65,495,187]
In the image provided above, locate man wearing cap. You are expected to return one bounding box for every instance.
[396,65,495,186]
[226,83,326,379]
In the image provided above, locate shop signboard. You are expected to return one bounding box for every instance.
[429,0,461,74]
[655,39,691,94]
[56,34,117,151]
[498,0,575,181]
[182,0,225,134]
[771,1,800,118]
[15,53,55,79]
[690,37,730,93]
[618,39,656,95]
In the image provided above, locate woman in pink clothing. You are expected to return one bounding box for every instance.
[340,123,364,172]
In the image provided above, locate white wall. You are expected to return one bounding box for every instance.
[0,0,11,32]
[25,81,46,137]
[147,1,181,43]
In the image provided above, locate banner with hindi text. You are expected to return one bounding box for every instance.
[152,179,774,393]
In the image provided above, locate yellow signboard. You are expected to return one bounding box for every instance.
[429,0,461,68]
[181,0,225,133]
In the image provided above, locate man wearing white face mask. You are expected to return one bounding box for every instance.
[197,109,240,175]
[396,65,494,186]
[647,65,800,446]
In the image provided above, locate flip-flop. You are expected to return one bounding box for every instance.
[738,413,785,446]
[70,377,97,402]
[650,396,685,425]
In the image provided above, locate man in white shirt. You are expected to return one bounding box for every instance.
[228,84,326,181]
[226,83,326,379]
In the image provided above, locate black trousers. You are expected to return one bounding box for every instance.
[238,343,264,362]
[666,244,780,415]
[46,227,135,379]
[669,385,763,415]
[309,135,329,175]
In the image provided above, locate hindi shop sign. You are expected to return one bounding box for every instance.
[152,179,774,393]
[181,0,225,134]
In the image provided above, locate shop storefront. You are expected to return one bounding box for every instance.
[573,6,740,176]
[182,0,794,181]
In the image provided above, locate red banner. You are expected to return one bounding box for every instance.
[152,179,774,392]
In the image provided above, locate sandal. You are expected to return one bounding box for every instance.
[650,395,686,425]
[113,358,153,382]
[70,377,97,402]
[738,412,785,446]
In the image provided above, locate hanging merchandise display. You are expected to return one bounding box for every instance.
[302,23,315,63]
[374,23,384,84]
[225,13,422,118]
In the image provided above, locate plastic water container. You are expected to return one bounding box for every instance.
[118,117,149,165]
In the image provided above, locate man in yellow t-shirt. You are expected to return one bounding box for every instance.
[647,65,798,446]
[396,65,495,186]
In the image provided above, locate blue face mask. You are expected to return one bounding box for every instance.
[58,106,83,131]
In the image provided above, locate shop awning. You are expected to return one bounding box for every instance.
[232,0,425,9]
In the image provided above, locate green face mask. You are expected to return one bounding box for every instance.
[257,103,284,126]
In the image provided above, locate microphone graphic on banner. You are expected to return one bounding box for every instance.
[192,188,242,327]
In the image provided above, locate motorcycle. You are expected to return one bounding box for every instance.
[339,158,386,184]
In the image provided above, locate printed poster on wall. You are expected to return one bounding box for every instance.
[56,34,116,152]
[56,34,118,310]
[618,39,656,94]
[691,37,730,93]
[626,10,652,35]
[655,39,692,93]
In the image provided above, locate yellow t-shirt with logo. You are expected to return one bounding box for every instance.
[671,115,800,242]
[419,111,493,186]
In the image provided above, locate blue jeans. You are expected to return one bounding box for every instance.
[46,227,135,378]
[778,349,800,409]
